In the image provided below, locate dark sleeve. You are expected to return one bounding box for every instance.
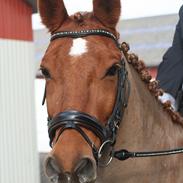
[156,5,183,98]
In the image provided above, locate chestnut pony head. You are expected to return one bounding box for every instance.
[38,0,121,182]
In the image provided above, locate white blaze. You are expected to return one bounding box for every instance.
[69,38,87,56]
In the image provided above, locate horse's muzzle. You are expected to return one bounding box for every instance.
[44,155,97,183]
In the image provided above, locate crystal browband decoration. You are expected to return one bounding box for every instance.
[51,29,117,41]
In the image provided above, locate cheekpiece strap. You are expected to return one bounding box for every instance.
[107,58,129,141]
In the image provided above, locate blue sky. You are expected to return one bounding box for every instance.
[32,0,182,29]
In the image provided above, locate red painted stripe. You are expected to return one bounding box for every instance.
[0,0,33,41]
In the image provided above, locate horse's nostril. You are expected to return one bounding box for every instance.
[44,155,61,179]
[75,158,97,183]
[50,175,59,183]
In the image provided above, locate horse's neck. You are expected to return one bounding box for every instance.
[117,63,182,151]
[97,63,183,183]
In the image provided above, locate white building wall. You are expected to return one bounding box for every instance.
[0,39,40,183]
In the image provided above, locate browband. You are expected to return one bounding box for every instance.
[51,29,119,47]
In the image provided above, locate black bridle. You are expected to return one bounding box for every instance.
[43,29,129,166]
[43,29,183,167]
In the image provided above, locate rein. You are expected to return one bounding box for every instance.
[43,29,183,167]
[114,148,183,161]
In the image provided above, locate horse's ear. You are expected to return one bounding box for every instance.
[38,0,68,32]
[93,0,121,29]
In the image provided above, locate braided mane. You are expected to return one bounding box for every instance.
[121,42,183,126]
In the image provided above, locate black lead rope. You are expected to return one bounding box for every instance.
[114,148,183,161]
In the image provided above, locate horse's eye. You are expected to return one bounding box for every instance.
[40,68,51,79]
[105,64,121,77]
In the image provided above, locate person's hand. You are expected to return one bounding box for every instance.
[158,92,177,111]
